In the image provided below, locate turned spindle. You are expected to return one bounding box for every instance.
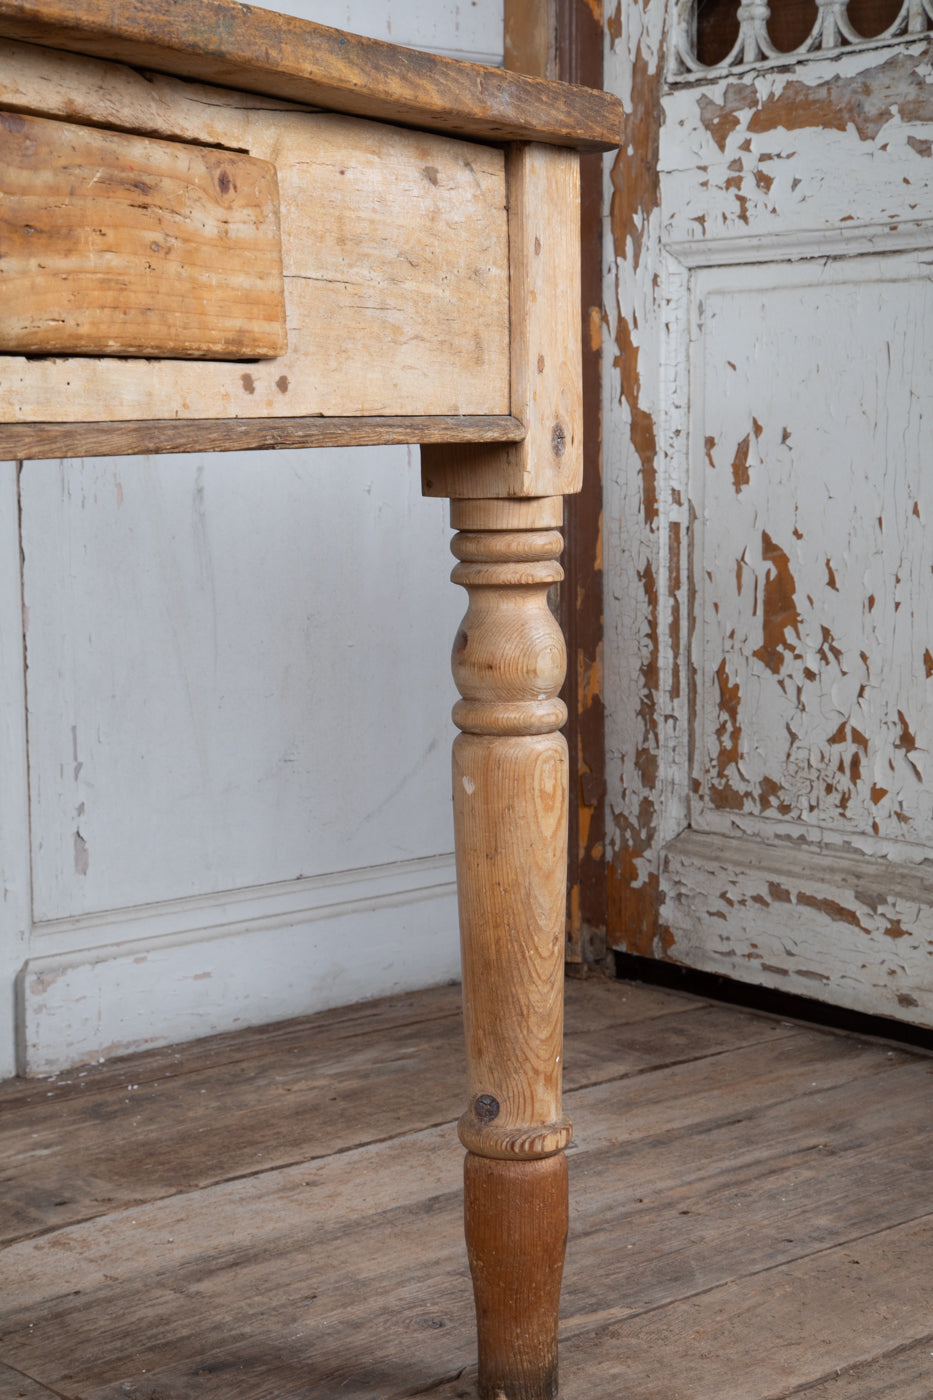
[449,495,571,1400]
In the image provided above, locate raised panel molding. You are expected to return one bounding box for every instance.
[689,254,933,851]
[17,855,458,1075]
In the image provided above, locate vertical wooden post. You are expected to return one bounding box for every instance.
[449,494,572,1400]
[424,138,583,1398]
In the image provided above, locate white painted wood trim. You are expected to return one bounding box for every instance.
[18,854,458,1074]
[656,248,692,849]
[0,461,31,1079]
[660,829,933,1026]
[661,44,933,262]
[666,220,933,267]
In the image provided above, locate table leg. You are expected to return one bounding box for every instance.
[449,495,572,1399]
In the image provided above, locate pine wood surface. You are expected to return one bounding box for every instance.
[0,0,624,152]
[448,508,572,1394]
[0,110,286,360]
[1,979,931,1398]
[1,42,511,426]
[464,1155,568,1398]
[0,416,526,462]
[422,145,583,501]
[449,498,563,531]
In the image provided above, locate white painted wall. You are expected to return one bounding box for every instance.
[248,0,501,62]
[4,0,504,1077]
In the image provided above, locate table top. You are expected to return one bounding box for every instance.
[0,0,624,151]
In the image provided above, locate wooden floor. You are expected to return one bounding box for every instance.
[1,976,932,1400]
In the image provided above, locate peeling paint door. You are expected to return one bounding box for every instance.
[604,6,933,1025]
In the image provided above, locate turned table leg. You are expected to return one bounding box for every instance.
[448,495,572,1400]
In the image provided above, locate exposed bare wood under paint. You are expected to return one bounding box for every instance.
[661,830,933,1026]
[604,21,933,1032]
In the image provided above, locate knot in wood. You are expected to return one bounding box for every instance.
[473,1093,500,1123]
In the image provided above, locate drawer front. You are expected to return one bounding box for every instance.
[0,110,286,360]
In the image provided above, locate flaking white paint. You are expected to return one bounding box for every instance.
[662,831,933,1026]
[663,46,933,259]
[604,2,691,915]
[604,11,933,1019]
[692,254,933,855]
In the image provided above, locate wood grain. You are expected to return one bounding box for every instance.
[0,0,624,152]
[454,733,569,1148]
[422,144,583,499]
[0,1366,60,1399]
[0,49,511,423]
[449,511,571,1391]
[0,985,737,1244]
[778,1337,933,1398]
[450,497,563,531]
[464,1154,567,1400]
[504,0,559,79]
[5,1028,901,1314]
[553,1217,933,1399]
[0,416,525,461]
[0,110,286,359]
[2,982,931,1400]
[450,521,568,1149]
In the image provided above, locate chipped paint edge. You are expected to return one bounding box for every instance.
[662,830,933,1026]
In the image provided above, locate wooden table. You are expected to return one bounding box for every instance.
[0,5,622,1393]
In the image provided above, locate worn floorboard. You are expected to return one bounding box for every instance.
[3,982,756,1244]
[0,1365,61,1400]
[1,978,931,1399]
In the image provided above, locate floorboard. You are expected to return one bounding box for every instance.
[0,1365,62,1400]
[778,1336,933,1398]
[1,985,749,1245]
[1,977,931,1399]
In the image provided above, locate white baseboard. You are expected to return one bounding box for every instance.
[17,855,459,1075]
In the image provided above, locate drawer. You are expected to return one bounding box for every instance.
[0,41,511,426]
[0,109,287,360]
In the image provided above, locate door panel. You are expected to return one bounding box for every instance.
[693,255,933,853]
[604,15,933,1024]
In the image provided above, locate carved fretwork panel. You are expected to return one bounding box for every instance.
[672,0,933,77]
